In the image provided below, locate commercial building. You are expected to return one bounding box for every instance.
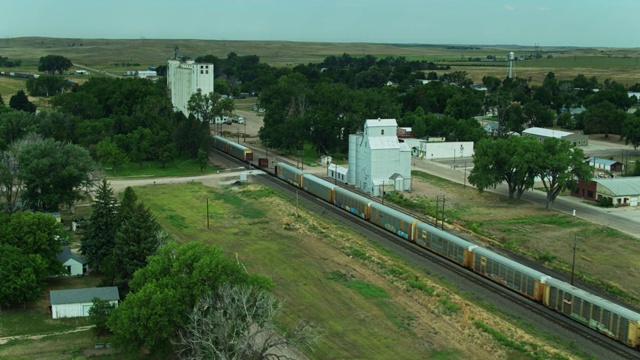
[522,127,588,146]
[167,59,214,117]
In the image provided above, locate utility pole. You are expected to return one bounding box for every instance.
[435,196,439,228]
[441,195,445,230]
[464,162,467,188]
[206,198,209,229]
[571,234,577,285]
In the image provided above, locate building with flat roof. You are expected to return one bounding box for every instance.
[50,287,119,319]
[522,127,588,146]
[167,59,214,117]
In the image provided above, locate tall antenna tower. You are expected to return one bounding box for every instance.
[507,51,516,78]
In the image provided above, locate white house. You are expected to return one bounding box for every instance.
[56,247,87,276]
[50,287,119,319]
[348,119,412,196]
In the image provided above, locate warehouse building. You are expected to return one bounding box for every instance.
[167,59,214,117]
[572,177,640,207]
[522,127,588,146]
[347,119,411,196]
[50,287,119,319]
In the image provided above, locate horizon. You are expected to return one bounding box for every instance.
[4,1,640,49]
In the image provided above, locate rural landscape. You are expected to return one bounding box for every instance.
[1,36,640,360]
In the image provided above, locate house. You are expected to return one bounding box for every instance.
[522,127,588,146]
[56,246,88,276]
[584,157,624,173]
[50,287,119,319]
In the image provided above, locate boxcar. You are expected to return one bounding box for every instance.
[415,222,477,267]
[212,135,229,153]
[471,247,549,301]
[544,278,640,348]
[276,162,304,187]
[333,187,371,219]
[302,174,336,203]
[228,141,253,161]
[369,202,417,240]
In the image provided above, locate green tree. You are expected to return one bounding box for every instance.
[9,90,36,113]
[107,242,272,356]
[187,89,220,125]
[96,138,129,173]
[0,211,63,275]
[81,179,119,272]
[17,138,96,211]
[89,297,117,336]
[111,202,165,294]
[533,138,592,210]
[26,74,69,97]
[621,112,640,149]
[0,244,48,311]
[197,148,208,172]
[522,100,555,128]
[0,110,37,148]
[38,55,73,75]
[444,92,482,120]
[582,101,625,137]
[468,136,538,200]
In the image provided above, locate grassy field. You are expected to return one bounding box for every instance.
[101,158,221,178]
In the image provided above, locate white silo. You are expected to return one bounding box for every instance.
[508,52,516,79]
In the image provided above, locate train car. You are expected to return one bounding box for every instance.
[302,174,336,204]
[333,187,371,219]
[544,277,640,348]
[212,135,230,153]
[415,222,477,267]
[276,162,304,187]
[471,247,549,301]
[369,202,418,241]
[228,141,253,162]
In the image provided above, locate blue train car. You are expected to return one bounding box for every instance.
[471,247,549,301]
[212,135,229,153]
[333,187,371,219]
[276,162,304,187]
[369,202,417,240]
[302,174,335,203]
[415,222,477,267]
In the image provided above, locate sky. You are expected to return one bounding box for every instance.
[3,0,639,48]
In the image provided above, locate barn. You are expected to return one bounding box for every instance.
[50,287,119,319]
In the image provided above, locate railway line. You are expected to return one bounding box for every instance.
[214,146,640,359]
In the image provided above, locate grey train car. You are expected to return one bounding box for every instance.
[302,174,336,203]
[369,202,417,240]
[544,277,640,348]
[415,222,477,267]
[471,247,549,301]
[276,162,304,187]
[333,187,371,219]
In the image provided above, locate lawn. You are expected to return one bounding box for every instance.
[102,158,221,178]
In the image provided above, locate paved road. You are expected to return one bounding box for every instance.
[412,158,640,239]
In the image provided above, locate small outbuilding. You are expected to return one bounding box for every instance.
[50,287,119,319]
[56,246,88,276]
[584,157,624,173]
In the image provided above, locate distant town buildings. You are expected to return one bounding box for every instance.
[167,59,214,117]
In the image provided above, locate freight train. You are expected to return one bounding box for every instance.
[213,135,640,350]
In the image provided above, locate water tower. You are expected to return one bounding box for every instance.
[508,52,516,78]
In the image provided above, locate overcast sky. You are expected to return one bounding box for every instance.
[4,0,638,48]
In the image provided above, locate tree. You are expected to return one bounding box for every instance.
[9,90,36,113]
[111,201,166,294]
[582,101,625,138]
[81,179,119,272]
[89,297,117,336]
[107,242,273,356]
[0,244,48,311]
[0,110,37,149]
[38,55,73,75]
[96,138,129,173]
[177,284,316,360]
[0,211,63,275]
[533,138,592,210]
[26,74,69,97]
[187,89,220,125]
[17,138,95,211]
[197,148,208,172]
[468,136,538,200]
[621,112,640,149]
[0,149,22,210]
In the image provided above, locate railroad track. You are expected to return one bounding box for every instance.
[216,148,640,359]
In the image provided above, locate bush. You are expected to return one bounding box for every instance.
[596,196,613,208]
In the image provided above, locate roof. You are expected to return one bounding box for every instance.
[365,118,397,128]
[584,157,621,166]
[594,177,640,196]
[56,246,87,265]
[368,136,400,150]
[522,127,572,138]
[50,287,119,305]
